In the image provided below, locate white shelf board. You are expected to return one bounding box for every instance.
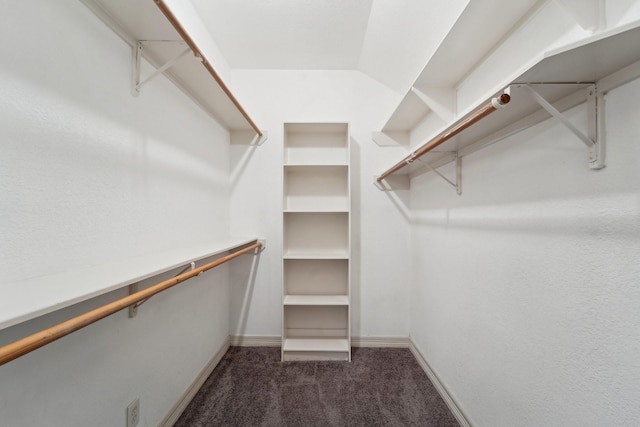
[81,0,258,132]
[284,123,349,134]
[283,164,348,169]
[414,0,540,90]
[282,338,350,353]
[284,162,349,167]
[283,295,349,306]
[516,20,640,84]
[283,209,349,213]
[381,91,431,132]
[283,251,350,260]
[379,20,640,179]
[402,83,592,176]
[0,237,258,331]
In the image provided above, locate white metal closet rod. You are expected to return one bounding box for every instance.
[376,93,511,182]
[153,0,263,137]
[0,241,263,367]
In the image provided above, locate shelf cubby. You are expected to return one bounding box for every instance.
[283,212,349,258]
[284,123,349,165]
[284,166,349,212]
[284,305,349,338]
[284,259,349,296]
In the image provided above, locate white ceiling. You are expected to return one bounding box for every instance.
[189,0,470,93]
[190,0,373,70]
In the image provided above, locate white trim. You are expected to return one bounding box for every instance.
[230,335,410,348]
[230,335,281,347]
[408,338,474,427]
[159,336,231,427]
[352,336,409,348]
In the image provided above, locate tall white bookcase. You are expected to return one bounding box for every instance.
[282,123,351,362]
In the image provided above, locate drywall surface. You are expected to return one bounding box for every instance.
[607,0,640,25]
[0,1,233,426]
[357,0,469,93]
[409,76,640,425]
[165,0,232,81]
[227,69,412,340]
[190,0,374,70]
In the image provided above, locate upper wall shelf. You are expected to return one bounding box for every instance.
[81,0,264,140]
[376,0,541,135]
[374,19,640,188]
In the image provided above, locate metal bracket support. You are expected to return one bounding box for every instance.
[128,261,197,318]
[132,40,190,96]
[415,152,462,195]
[524,84,605,169]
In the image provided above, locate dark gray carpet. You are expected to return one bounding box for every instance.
[175,346,460,426]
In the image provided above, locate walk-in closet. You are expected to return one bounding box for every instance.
[2,1,640,426]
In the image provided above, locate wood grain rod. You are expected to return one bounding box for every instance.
[153,0,263,137]
[0,241,262,366]
[377,94,511,182]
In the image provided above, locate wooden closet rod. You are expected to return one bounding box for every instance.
[376,93,511,182]
[153,0,263,137]
[0,241,262,367]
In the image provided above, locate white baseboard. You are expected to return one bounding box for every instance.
[229,335,281,347]
[408,338,473,427]
[229,335,410,348]
[351,336,409,348]
[159,336,231,427]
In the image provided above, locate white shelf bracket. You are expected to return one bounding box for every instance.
[371,131,410,147]
[410,86,456,122]
[128,261,196,318]
[524,84,604,169]
[128,282,140,318]
[415,152,462,195]
[132,40,190,97]
[553,0,605,32]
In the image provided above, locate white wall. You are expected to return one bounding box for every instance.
[410,76,640,427]
[357,0,469,93]
[227,69,412,340]
[0,1,234,425]
[408,2,640,424]
[166,0,232,81]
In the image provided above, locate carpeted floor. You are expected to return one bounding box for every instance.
[175,346,460,426]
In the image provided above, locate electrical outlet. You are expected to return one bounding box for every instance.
[127,398,140,427]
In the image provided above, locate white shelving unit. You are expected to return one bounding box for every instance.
[374,5,640,188]
[81,0,264,139]
[282,123,351,361]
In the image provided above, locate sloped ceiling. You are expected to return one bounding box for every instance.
[189,0,470,93]
[188,0,374,70]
